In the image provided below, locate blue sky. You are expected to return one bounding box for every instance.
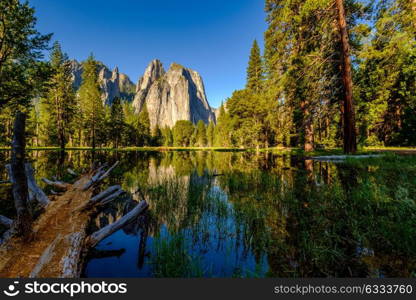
[29,0,267,108]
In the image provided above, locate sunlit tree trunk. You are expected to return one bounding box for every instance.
[301,99,314,152]
[413,0,416,31]
[336,0,357,154]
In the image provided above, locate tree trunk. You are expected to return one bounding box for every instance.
[413,0,416,33]
[301,99,314,152]
[92,122,96,149]
[10,112,32,237]
[336,0,357,154]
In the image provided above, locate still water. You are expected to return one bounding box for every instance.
[0,150,415,277]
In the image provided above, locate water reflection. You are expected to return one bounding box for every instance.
[0,150,415,277]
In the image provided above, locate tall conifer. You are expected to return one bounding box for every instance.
[246,40,263,92]
[78,54,105,149]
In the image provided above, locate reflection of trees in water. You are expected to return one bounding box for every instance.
[2,150,415,277]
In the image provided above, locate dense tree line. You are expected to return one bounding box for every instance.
[214,0,416,152]
[1,0,415,152]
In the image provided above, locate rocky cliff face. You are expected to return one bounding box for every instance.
[132,59,216,129]
[70,60,135,105]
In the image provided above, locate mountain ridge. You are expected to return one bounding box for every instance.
[70,59,216,129]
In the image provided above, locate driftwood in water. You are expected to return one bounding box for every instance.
[0,162,148,278]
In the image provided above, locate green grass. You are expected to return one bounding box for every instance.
[150,233,204,278]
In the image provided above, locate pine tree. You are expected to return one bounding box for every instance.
[0,0,51,109]
[336,0,357,153]
[161,126,174,147]
[173,120,194,147]
[246,40,263,92]
[78,54,105,149]
[138,104,151,146]
[151,125,163,146]
[195,120,207,147]
[264,0,365,152]
[214,104,233,147]
[207,121,215,147]
[41,41,76,149]
[357,0,416,146]
[109,97,125,148]
[122,102,140,146]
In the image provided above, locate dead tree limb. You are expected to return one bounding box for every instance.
[7,164,50,206]
[25,164,50,206]
[82,170,105,191]
[98,189,125,206]
[90,185,121,204]
[74,185,121,212]
[86,200,148,248]
[41,178,70,190]
[96,161,119,182]
[67,169,77,176]
[0,215,13,228]
[83,161,119,191]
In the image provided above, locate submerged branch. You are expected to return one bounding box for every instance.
[86,200,148,248]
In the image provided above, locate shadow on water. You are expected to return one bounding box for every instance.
[0,150,415,277]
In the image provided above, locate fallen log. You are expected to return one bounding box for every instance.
[29,234,62,278]
[0,162,148,278]
[61,232,86,278]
